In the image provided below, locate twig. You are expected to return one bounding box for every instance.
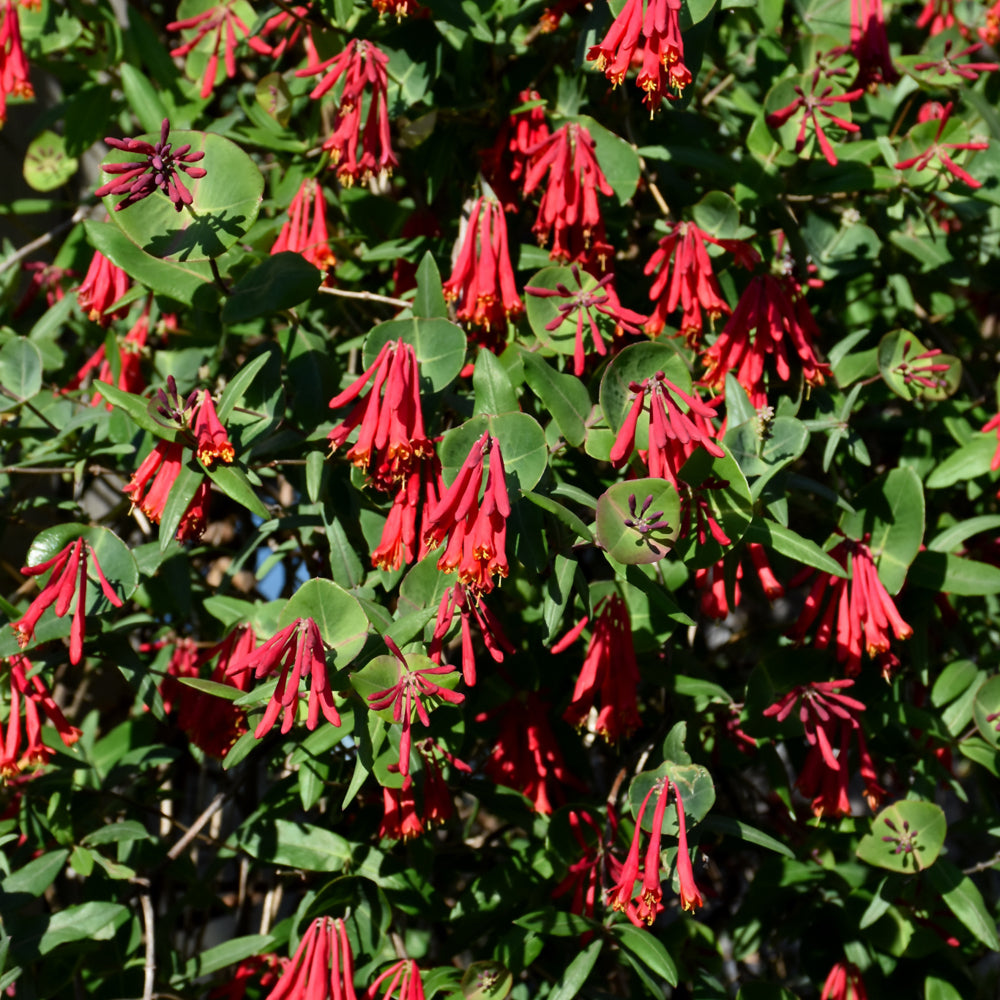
[701,72,735,108]
[166,791,227,861]
[0,206,87,276]
[138,887,156,1000]
[963,851,1000,875]
[316,285,411,309]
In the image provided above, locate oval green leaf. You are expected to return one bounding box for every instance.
[596,478,680,564]
[856,800,946,873]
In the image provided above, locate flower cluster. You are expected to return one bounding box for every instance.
[168,2,255,99]
[610,369,724,484]
[0,0,31,122]
[479,90,551,212]
[820,961,868,1000]
[552,594,641,743]
[695,542,784,619]
[644,221,760,344]
[422,431,510,594]
[298,38,397,186]
[64,307,149,407]
[428,581,514,686]
[272,177,337,280]
[367,960,426,1000]
[587,0,691,113]
[787,536,912,676]
[442,196,523,352]
[76,251,131,327]
[96,118,207,212]
[607,777,703,925]
[262,917,356,1000]
[896,100,988,189]
[13,538,123,665]
[764,679,884,817]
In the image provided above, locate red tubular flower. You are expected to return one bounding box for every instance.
[76,251,131,327]
[916,0,963,35]
[522,123,614,264]
[820,962,868,1000]
[607,783,656,920]
[553,594,641,743]
[263,916,358,1000]
[328,339,434,492]
[479,90,551,211]
[913,39,997,82]
[695,542,784,619]
[895,100,988,189]
[982,411,1000,472]
[787,536,912,676]
[297,38,398,186]
[672,779,703,912]
[443,196,523,353]
[123,440,211,542]
[552,809,617,921]
[380,779,424,840]
[96,118,208,212]
[13,538,124,665]
[366,959,426,1000]
[209,953,286,1000]
[63,308,149,408]
[156,636,202,716]
[849,0,899,89]
[168,2,254,99]
[1,654,82,776]
[366,637,464,776]
[587,0,691,112]
[423,432,511,594]
[0,0,32,124]
[271,178,337,282]
[192,390,235,466]
[766,71,864,167]
[609,370,724,484]
[526,265,645,376]
[371,0,425,19]
[429,581,515,686]
[701,272,829,407]
[643,221,759,344]
[483,694,576,814]
[371,455,442,572]
[225,618,340,739]
[981,1,1000,45]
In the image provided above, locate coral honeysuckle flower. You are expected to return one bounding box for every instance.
[587,0,691,113]
[820,962,868,1000]
[552,593,641,743]
[96,118,207,212]
[328,338,434,492]
[916,0,965,36]
[552,808,618,921]
[982,0,1000,45]
[366,959,426,1000]
[123,440,211,542]
[246,4,313,59]
[786,535,913,676]
[168,2,254,99]
[263,917,358,1000]
[913,39,998,82]
[695,542,784,619]
[1,654,82,776]
[526,265,644,376]
[371,455,442,572]
[443,195,523,352]
[422,432,510,594]
[479,90,550,212]
[271,178,337,281]
[701,272,829,407]
[297,38,398,186]
[609,370,724,484]
[764,679,885,816]
[428,581,514,687]
[13,538,124,665]
[380,779,424,841]
[848,0,899,89]
[367,637,464,776]
[644,221,759,344]
[224,618,340,739]
[766,71,865,167]
[371,0,425,19]
[522,122,614,264]
[192,390,235,466]
[981,410,1000,472]
[76,251,131,327]
[63,307,149,408]
[895,100,989,188]
[0,0,32,123]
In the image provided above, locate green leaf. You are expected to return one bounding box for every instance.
[742,519,848,578]
[840,467,925,594]
[204,463,270,520]
[350,652,461,723]
[91,380,163,435]
[278,579,369,668]
[725,417,809,493]
[927,860,1000,950]
[221,253,322,323]
[363,317,467,392]
[629,762,716,835]
[513,910,599,938]
[461,961,513,1000]
[877,330,961,402]
[926,435,997,489]
[856,800,946,873]
[185,935,277,979]
[907,551,1000,596]
[522,490,593,542]
[38,902,130,954]
[615,924,678,986]
[547,938,603,1000]
[120,63,170,134]
[473,348,519,415]
[932,659,980,708]
[595,478,680,565]
[237,817,352,872]
[0,337,43,410]
[691,191,740,238]
[23,130,78,192]
[929,515,1000,552]
[84,219,220,308]
[158,457,205,550]
[600,341,690,439]
[102,130,264,262]
[439,413,547,493]
[699,815,795,859]
[216,351,272,422]
[925,977,965,1000]
[973,675,1000,748]
[413,251,448,318]
[81,820,151,846]
[521,351,590,447]
[1,850,68,895]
